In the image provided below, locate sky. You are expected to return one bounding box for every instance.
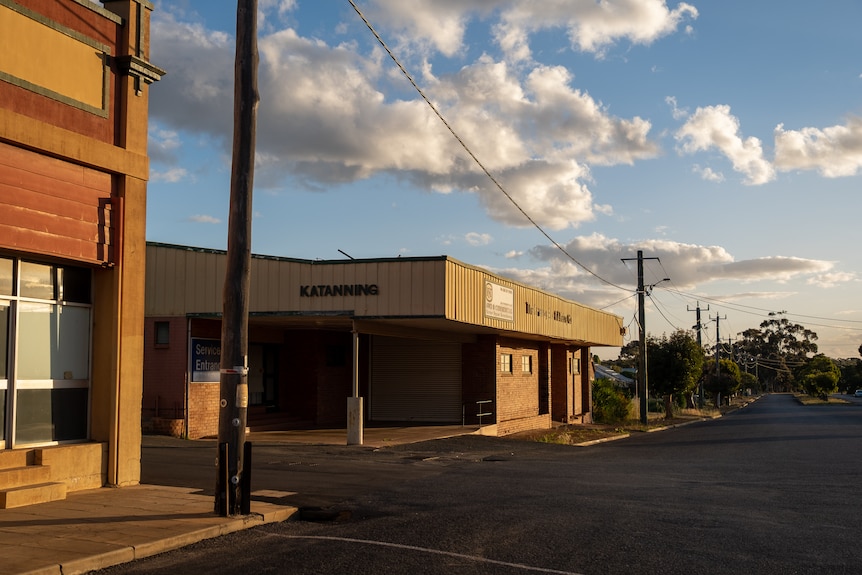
[141,0,862,360]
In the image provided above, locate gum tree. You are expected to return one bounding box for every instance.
[798,354,840,400]
[648,330,704,419]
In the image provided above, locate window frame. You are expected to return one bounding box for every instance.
[154,321,170,347]
[501,353,512,374]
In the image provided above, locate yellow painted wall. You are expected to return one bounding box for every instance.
[0,3,108,111]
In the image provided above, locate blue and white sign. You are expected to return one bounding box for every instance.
[191,337,220,382]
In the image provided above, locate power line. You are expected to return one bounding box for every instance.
[647,293,682,332]
[662,286,862,333]
[600,293,638,311]
[347,0,633,294]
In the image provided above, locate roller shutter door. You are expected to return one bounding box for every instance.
[370,335,462,422]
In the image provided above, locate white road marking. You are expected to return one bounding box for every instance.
[275,534,585,574]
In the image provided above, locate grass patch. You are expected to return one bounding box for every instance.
[793,393,850,405]
[512,399,756,446]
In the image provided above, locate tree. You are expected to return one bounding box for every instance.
[735,313,818,391]
[798,354,840,400]
[592,378,631,424]
[739,371,759,395]
[648,330,704,419]
[705,358,741,406]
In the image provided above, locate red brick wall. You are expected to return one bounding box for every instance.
[496,338,540,423]
[187,383,219,439]
[142,317,187,422]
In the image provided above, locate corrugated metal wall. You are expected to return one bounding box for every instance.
[369,335,462,422]
[146,244,447,318]
[444,259,623,346]
[146,243,623,347]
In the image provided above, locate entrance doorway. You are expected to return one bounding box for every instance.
[249,343,278,409]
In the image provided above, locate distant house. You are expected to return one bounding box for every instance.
[594,364,634,386]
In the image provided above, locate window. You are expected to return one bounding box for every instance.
[571,357,581,374]
[0,258,12,295]
[522,355,532,374]
[501,353,512,373]
[0,258,92,447]
[154,321,170,346]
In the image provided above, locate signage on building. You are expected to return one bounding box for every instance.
[190,337,220,382]
[484,280,514,321]
[525,302,572,324]
[299,284,379,297]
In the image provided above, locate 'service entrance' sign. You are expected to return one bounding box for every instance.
[191,337,220,382]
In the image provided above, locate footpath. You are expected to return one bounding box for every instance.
[0,484,294,575]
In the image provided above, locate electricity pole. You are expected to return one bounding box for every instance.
[710,313,727,408]
[688,302,708,408]
[216,0,259,517]
[622,250,659,426]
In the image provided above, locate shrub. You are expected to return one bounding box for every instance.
[593,379,630,424]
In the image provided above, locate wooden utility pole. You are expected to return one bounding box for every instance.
[688,302,708,408]
[621,250,659,426]
[215,0,259,517]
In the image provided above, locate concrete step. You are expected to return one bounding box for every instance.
[0,481,67,509]
[0,464,51,489]
[0,450,30,470]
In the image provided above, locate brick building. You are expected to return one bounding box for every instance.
[0,0,163,507]
[144,243,624,441]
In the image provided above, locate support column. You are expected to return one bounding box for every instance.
[347,325,364,445]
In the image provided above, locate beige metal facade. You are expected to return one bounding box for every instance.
[144,243,623,438]
[145,243,623,347]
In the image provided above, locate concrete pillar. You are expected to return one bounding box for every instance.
[347,396,364,445]
[347,326,364,445]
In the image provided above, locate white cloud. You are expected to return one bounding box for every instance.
[150,167,189,183]
[806,271,857,288]
[364,1,697,62]
[148,126,182,164]
[665,95,688,121]
[188,214,221,224]
[505,250,524,258]
[494,0,698,60]
[465,232,493,246]
[150,11,661,231]
[774,116,862,177]
[366,0,487,58]
[498,234,834,301]
[675,105,775,185]
[693,164,724,182]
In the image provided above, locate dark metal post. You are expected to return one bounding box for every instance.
[240,442,252,515]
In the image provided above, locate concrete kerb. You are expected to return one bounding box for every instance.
[0,484,297,575]
[576,396,764,444]
[573,433,631,447]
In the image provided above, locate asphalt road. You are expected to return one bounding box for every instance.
[94,394,862,574]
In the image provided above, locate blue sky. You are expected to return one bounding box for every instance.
[143,0,862,360]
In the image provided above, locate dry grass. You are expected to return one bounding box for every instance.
[511,398,755,446]
[793,393,850,406]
